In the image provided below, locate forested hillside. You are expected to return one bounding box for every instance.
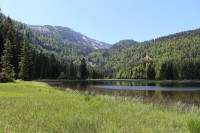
[111,40,138,50]
[88,30,200,79]
[0,13,93,81]
[0,12,199,81]
[29,25,111,61]
[0,13,26,81]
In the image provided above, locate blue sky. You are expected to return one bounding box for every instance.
[1,0,200,44]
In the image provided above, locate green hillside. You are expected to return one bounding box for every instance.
[88,30,200,79]
[0,12,199,80]
[29,25,111,61]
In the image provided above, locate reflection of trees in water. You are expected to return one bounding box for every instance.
[156,91,200,104]
[160,91,173,99]
[51,81,200,104]
[61,81,89,91]
[116,81,150,86]
[146,91,155,97]
[94,88,200,104]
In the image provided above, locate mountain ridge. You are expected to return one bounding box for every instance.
[87,27,200,78]
[111,40,138,49]
[28,25,111,50]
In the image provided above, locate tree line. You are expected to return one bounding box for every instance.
[0,14,32,82]
[116,59,200,80]
[0,13,91,82]
[88,29,200,79]
[1,12,199,81]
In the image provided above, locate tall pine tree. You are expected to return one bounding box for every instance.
[146,62,155,79]
[80,58,87,79]
[0,40,15,82]
[19,38,33,80]
[69,61,75,79]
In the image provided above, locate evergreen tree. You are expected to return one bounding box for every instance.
[159,63,167,79]
[69,61,75,79]
[12,30,23,78]
[0,40,15,82]
[19,38,33,80]
[166,61,174,80]
[0,14,3,59]
[0,30,3,68]
[146,62,155,79]
[80,58,87,79]
[49,54,59,78]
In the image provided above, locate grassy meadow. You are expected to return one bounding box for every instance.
[0,81,200,132]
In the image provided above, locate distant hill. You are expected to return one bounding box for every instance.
[88,28,200,78]
[111,40,138,49]
[29,25,111,50]
[1,12,199,80]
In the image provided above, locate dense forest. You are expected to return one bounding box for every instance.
[0,13,93,82]
[0,12,199,82]
[88,31,200,79]
[28,25,110,62]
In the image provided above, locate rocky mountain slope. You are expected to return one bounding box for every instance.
[28,25,111,50]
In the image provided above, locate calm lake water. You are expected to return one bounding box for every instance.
[44,80,200,104]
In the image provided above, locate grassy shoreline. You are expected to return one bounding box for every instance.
[38,79,200,83]
[0,81,200,132]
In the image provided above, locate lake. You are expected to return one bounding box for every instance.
[43,79,200,105]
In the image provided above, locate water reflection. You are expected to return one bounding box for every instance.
[46,80,200,104]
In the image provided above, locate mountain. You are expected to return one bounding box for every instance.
[28,25,111,50]
[14,17,200,79]
[111,40,138,49]
[1,11,199,80]
[88,28,200,79]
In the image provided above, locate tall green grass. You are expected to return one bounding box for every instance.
[0,81,199,132]
[188,118,200,133]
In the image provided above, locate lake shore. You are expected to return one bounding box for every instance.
[38,79,200,83]
[42,79,200,107]
[0,81,200,132]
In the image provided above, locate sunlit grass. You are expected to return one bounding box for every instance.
[0,81,199,132]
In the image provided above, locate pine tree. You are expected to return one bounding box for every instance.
[146,62,155,79]
[19,38,33,80]
[159,62,167,80]
[80,58,87,79]
[69,61,75,79]
[0,40,15,82]
[12,30,23,78]
[0,29,3,66]
[0,14,4,58]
